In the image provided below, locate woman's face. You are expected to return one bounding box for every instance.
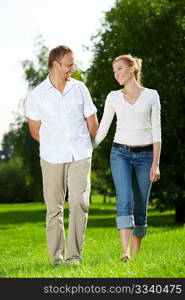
[113,60,133,85]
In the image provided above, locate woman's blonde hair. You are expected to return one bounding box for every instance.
[112,54,142,85]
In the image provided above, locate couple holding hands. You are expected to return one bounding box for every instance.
[26,45,161,265]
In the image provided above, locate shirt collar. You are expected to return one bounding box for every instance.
[44,74,76,93]
[44,75,53,89]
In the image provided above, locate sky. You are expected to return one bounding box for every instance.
[0,0,115,145]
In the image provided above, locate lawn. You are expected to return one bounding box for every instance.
[0,196,184,278]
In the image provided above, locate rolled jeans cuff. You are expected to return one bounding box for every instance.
[132,225,147,237]
[116,215,134,229]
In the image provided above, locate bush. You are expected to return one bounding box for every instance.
[0,158,28,203]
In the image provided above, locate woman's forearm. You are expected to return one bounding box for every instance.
[152,142,161,166]
[93,103,115,147]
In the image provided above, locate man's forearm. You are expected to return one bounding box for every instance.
[31,133,40,142]
[89,126,98,139]
[86,114,99,140]
[27,119,41,143]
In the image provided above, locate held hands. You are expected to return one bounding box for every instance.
[150,163,160,183]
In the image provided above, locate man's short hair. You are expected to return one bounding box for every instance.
[48,45,73,69]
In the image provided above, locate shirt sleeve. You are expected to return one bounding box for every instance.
[78,83,97,118]
[93,93,115,147]
[25,90,41,121]
[151,91,161,143]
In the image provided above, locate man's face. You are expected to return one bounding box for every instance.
[55,53,75,81]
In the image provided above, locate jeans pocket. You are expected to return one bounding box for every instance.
[143,150,153,159]
[110,150,121,160]
[110,151,119,155]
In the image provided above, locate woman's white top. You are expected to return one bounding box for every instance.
[94,88,161,147]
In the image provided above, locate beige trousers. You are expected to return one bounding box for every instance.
[40,157,91,264]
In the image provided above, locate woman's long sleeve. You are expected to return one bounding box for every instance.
[93,95,115,147]
[151,91,161,143]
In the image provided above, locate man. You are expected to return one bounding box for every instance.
[26,45,98,265]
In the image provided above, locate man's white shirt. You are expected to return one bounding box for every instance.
[25,76,97,163]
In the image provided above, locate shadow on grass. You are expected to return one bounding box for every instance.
[0,207,183,230]
[0,208,115,228]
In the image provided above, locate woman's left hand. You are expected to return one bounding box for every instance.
[150,163,160,182]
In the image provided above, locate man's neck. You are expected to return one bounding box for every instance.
[49,72,67,93]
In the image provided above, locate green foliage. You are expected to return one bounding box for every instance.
[72,68,85,81]
[0,131,15,162]
[87,0,185,212]
[0,158,28,203]
[11,121,42,202]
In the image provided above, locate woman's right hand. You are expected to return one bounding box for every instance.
[150,163,160,182]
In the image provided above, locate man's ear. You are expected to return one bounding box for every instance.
[53,60,58,68]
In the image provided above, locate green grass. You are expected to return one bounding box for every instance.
[0,196,184,278]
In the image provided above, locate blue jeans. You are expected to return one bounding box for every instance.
[110,145,153,237]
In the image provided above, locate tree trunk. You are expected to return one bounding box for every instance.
[175,203,185,223]
[103,191,107,204]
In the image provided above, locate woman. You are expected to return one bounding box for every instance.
[94,54,161,262]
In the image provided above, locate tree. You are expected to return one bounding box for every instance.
[87,0,185,221]
[0,158,28,203]
[0,131,15,162]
